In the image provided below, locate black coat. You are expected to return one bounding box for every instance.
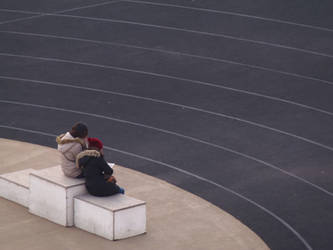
[78,152,120,197]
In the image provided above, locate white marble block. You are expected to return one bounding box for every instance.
[29,165,86,226]
[0,168,35,207]
[74,194,146,240]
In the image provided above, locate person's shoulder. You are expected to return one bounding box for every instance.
[77,150,100,159]
[76,150,101,168]
[95,155,107,164]
[57,132,85,147]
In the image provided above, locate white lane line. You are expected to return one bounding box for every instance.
[0,14,41,25]
[103,147,313,250]
[1,51,333,152]
[1,31,333,89]
[1,9,332,59]
[56,0,122,14]
[2,75,333,153]
[1,52,333,152]
[0,9,42,15]
[2,75,332,118]
[0,0,122,25]
[0,9,42,25]
[122,0,333,33]
[1,30,333,115]
[0,7,332,60]
[0,124,314,250]
[57,14,333,58]
[0,99,332,198]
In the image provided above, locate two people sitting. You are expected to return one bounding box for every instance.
[56,122,124,196]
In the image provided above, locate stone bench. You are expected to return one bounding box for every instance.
[74,193,146,240]
[29,165,87,226]
[0,168,35,207]
[0,164,146,240]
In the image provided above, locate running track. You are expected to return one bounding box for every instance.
[0,0,332,249]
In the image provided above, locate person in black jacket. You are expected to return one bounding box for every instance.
[76,137,125,196]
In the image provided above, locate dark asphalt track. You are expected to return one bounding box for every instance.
[0,0,332,249]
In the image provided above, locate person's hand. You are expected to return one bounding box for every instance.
[107,176,117,184]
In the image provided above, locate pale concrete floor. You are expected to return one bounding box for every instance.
[0,138,269,250]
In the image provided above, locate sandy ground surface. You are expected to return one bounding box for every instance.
[0,138,268,250]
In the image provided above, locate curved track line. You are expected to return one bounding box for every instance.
[1,52,333,152]
[0,14,41,25]
[55,14,333,58]
[1,9,332,59]
[0,1,121,16]
[0,124,314,250]
[2,75,332,118]
[0,9,41,15]
[0,99,332,197]
[1,30,333,116]
[56,0,122,14]
[0,0,121,25]
[6,0,330,35]
[2,75,333,153]
[0,30,332,87]
[122,0,333,33]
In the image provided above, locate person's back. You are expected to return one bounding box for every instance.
[76,138,124,196]
[56,122,88,178]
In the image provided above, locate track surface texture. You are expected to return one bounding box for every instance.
[0,1,332,249]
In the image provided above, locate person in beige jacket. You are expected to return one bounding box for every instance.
[56,122,88,178]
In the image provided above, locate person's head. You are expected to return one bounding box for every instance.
[88,137,103,155]
[70,122,88,139]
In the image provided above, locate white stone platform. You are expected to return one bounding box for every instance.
[0,168,35,207]
[29,165,87,226]
[0,163,147,240]
[74,193,146,240]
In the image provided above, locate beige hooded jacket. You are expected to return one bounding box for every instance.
[56,132,87,177]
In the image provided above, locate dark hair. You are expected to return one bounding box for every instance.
[70,122,88,138]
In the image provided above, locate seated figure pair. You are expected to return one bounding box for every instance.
[56,122,124,196]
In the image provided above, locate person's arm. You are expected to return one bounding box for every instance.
[99,157,113,176]
[71,143,83,160]
[78,157,86,169]
[98,157,117,183]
